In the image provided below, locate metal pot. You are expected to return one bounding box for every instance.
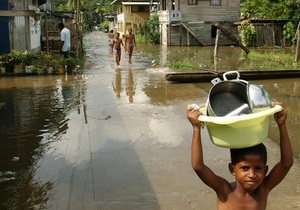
[247,82,272,113]
[206,71,272,116]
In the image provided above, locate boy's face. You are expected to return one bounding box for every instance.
[115,34,119,39]
[229,154,268,192]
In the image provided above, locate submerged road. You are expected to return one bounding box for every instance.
[12,31,300,209]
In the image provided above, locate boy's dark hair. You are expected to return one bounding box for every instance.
[230,143,267,165]
[58,23,64,28]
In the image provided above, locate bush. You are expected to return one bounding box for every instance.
[145,14,160,44]
[101,21,109,31]
[283,21,297,46]
[238,21,255,47]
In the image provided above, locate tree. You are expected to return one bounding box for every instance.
[145,14,160,44]
[53,0,114,31]
[241,0,300,19]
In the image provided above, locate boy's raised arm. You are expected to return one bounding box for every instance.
[187,107,229,195]
[264,104,293,191]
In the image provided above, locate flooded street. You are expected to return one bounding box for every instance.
[0,31,299,209]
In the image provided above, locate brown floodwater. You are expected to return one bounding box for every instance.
[0,32,299,209]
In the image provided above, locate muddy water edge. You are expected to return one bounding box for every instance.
[0,31,299,209]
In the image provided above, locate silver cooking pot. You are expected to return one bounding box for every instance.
[206,71,272,116]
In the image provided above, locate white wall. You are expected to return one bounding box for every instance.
[30,16,41,50]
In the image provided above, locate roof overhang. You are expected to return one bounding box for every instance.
[111,1,157,5]
[123,2,150,5]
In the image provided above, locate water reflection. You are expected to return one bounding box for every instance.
[112,68,136,103]
[0,76,86,209]
[126,69,135,103]
[113,68,122,99]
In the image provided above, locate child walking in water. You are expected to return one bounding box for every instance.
[111,32,124,67]
[108,29,114,48]
[187,102,293,210]
[125,28,137,64]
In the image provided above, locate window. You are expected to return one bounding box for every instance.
[211,0,221,6]
[131,5,149,13]
[188,0,198,5]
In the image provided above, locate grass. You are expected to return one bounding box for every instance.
[247,51,300,70]
[163,50,300,71]
[135,33,145,42]
[163,58,199,69]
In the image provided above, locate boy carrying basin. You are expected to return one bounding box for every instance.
[187,101,293,210]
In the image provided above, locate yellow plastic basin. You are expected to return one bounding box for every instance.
[198,105,282,148]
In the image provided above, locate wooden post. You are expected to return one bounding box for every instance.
[295,22,300,62]
[180,23,182,46]
[214,28,220,71]
[214,28,220,57]
[168,24,170,46]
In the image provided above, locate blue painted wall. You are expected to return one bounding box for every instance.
[0,0,10,54]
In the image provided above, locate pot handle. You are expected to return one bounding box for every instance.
[223,71,240,81]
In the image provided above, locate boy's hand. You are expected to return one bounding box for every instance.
[273,102,287,125]
[187,105,202,127]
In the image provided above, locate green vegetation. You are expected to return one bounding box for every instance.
[283,21,297,45]
[247,51,300,70]
[145,14,160,44]
[241,0,300,20]
[241,0,300,46]
[135,33,145,42]
[238,22,256,47]
[54,0,114,32]
[164,58,199,69]
[163,50,300,71]
[100,20,109,31]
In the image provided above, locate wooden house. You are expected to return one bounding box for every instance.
[0,0,50,54]
[111,0,153,37]
[156,0,241,46]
